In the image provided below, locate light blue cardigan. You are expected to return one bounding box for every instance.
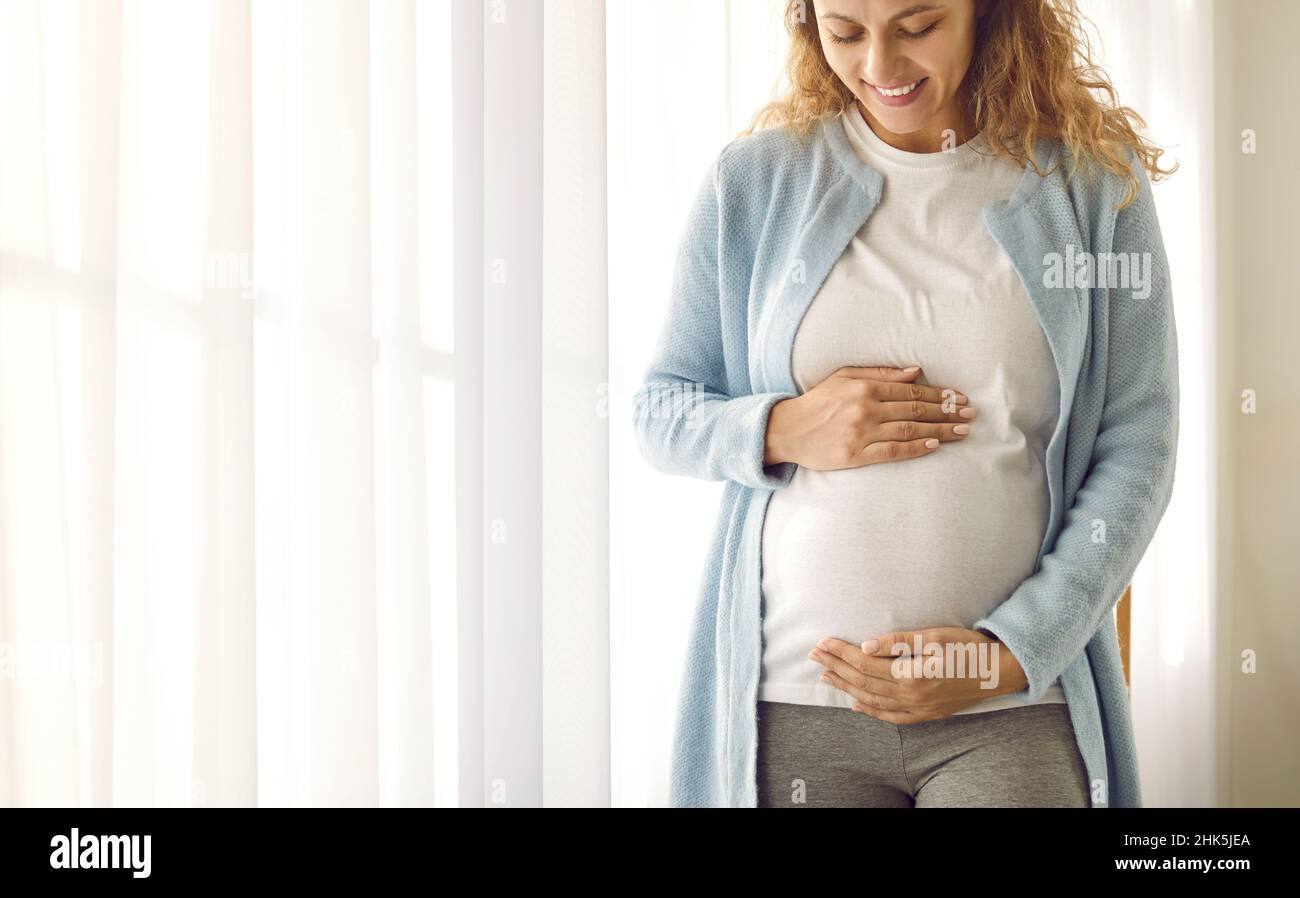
[632,110,1179,808]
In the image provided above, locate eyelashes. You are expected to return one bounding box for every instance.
[827,22,939,44]
[899,22,939,40]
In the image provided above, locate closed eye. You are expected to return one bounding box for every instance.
[827,21,939,44]
[898,22,939,39]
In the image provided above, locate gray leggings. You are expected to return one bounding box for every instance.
[757,700,1090,807]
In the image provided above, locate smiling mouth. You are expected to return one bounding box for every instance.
[871,77,926,97]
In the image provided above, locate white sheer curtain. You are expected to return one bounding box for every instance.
[0,0,462,807]
[609,0,1215,807]
[1077,0,1217,808]
[1,0,613,810]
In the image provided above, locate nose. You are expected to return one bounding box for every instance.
[862,43,905,87]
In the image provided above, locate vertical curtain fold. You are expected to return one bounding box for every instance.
[481,0,544,808]
[295,0,379,806]
[194,0,256,808]
[372,0,436,807]
[77,0,123,811]
[542,0,611,808]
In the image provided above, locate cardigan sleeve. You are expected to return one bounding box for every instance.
[631,150,799,491]
[972,158,1180,703]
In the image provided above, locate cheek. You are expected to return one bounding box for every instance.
[939,24,978,79]
[920,35,972,84]
[823,47,861,87]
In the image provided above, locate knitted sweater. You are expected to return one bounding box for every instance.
[631,110,1180,808]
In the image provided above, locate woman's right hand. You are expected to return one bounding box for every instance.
[763,365,976,471]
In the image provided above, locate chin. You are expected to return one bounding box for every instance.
[862,103,932,136]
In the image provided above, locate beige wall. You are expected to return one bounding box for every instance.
[1214,0,1300,807]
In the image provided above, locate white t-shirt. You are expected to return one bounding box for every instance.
[758,104,1067,714]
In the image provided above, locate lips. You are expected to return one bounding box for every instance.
[872,79,922,97]
[867,76,928,107]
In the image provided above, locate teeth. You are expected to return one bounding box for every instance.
[875,80,919,97]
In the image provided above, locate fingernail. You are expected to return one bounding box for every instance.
[817,639,830,649]
[902,365,920,373]
[959,407,976,418]
[953,423,970,434]
[924,438,939,448]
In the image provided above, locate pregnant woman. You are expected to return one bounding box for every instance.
[632,0,1178,807]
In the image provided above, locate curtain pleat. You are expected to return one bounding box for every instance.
[371,0,436,808]
[194,0,255,808]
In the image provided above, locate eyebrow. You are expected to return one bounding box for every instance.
[819,4,944,25]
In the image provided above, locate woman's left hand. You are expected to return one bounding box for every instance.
[807,627,1030,724]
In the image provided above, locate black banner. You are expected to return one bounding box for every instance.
[0,807,1290,884]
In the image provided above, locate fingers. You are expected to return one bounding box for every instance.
[855,437,940,465]
[860,632,916,656]
[866,379,969,407]
[809,637,904,694]
[833,364,923,382]
[877,398,978,424]
[832,366,967,408]
[875,419,971,443]
[833,367,968,408]
[818,669,910,712]
[845,693,934,723]
[813,633,987,721]
[854,418,973,464]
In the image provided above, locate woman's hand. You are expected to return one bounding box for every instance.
[763,365,976,471]
[806,627,1030,723]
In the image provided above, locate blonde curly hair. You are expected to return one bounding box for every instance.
[743,0,1176,208]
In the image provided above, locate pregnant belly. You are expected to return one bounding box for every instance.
[759,443,1051,695]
